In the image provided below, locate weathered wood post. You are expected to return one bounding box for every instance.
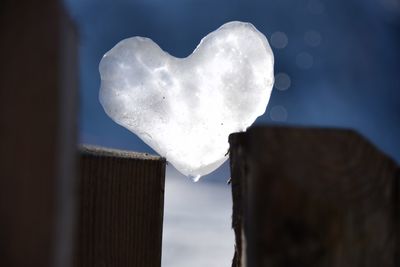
[75,146,166,267]
[0,1,78,267]
[229,126,400,267]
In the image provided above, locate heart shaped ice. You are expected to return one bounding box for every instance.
[99,21,274,180]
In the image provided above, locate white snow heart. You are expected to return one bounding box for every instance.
[99,21,274,181]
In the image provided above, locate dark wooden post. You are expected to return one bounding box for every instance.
[0,1,78,267]
[229,126,400,267]
[75,146,166,267]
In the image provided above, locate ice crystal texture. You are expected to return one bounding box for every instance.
[99,21,274,180]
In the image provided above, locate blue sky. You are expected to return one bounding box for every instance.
[65,0,400,178]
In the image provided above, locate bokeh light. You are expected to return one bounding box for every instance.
[270,31,288,49]
[307,0,325,14]
[274,72,291,91]
[270,105,288,122]
[296,52,314,69]
[304,30,322,47]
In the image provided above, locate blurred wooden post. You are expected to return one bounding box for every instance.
[229,126,400,267]
[0,1,78,267]
[75,146,166,267]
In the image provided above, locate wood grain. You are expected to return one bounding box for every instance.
[75,146,166,267]
[229,126,400,267]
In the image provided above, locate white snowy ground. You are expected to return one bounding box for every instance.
[161,166,234,267]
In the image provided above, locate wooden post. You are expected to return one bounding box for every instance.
[229,126,400,267]
[0,1,78,267]
[75,146,166,267]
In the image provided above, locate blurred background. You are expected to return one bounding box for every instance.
[63,0,400,266]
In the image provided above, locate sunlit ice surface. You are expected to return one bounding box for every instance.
[99,21,274,180]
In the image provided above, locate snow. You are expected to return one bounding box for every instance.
[99,21,274,180]
[162,167,234,267]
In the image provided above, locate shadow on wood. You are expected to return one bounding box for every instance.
[0,1,78,267]
[75,146,166,267]
[229,126,400,267]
